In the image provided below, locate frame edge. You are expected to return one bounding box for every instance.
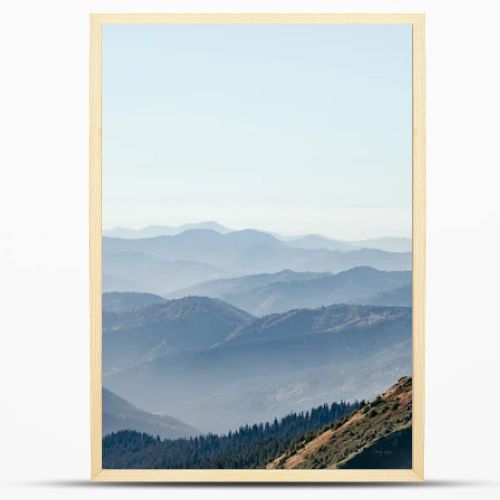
[93,469,423,483]
[88,12,426,25]
[411,12,426,481]
[89,13,103,480]
[89,12,426,483]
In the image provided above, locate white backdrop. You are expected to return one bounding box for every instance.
[1,1,499,499]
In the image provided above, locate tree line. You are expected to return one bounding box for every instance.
[103,400,359,469]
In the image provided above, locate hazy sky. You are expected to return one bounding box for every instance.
[103,23,412,239]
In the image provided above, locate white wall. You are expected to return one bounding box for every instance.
[1,1,499,499]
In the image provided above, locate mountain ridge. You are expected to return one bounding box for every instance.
[103,229,411,286]
[102,250,226,294]
[103,295,254,374]
[103,221,232,239]
[103,291,166,312]
[103,387,199,439]
[103,301,411,432]
[170,266,412,315]
[104,222,411,252]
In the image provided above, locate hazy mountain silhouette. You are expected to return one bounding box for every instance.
[285,234,355,251]
[352,237,412,253]
[102,250,227,294]
[103,291,166,313]
[104,222,411,253]
[101,224,412,434]
[171,266,412,315]
[288,235,412,253]
[358,285,412,307]
[104,301,411,432]
[103,295,253,373]
[103,229,411,279]
[103,387,199,439]
[103,273,145,294]
[103,221,232,239]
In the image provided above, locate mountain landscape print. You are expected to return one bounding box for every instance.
[100,22,414,470]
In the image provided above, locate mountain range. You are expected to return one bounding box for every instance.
[103,221,232,239]
[103,291,166,313]
[103,295,253,373]
[103,228,411,295]
[101,220,413,460]
[103,250,226,294]
[170,266,412,315]
[103,294,411,432]
[104,222,412,252]
[286,234,412,253]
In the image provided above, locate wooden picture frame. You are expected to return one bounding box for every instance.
[90,13,425,483]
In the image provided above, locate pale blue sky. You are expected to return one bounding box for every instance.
[103,24,412,239]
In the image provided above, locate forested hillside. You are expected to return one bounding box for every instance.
[103,400,358,469]
[268,376,412,469]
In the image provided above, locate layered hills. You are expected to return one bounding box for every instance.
[103,250,225,294]
[103,291,166,313]
[103,221,232,239]
[171,266,412,315]
[101,222,413,461]
[103,295,253,373]
[104,222,412,252]
[103,296,411,432]
[103,229,411,295]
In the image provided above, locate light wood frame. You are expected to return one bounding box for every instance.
[90,13,425,483]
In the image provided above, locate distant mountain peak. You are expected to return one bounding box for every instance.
[103,221,233,240]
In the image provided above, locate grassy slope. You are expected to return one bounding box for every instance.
[267,376,412,469]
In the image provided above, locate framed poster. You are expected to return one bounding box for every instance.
[90,13,425,482]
